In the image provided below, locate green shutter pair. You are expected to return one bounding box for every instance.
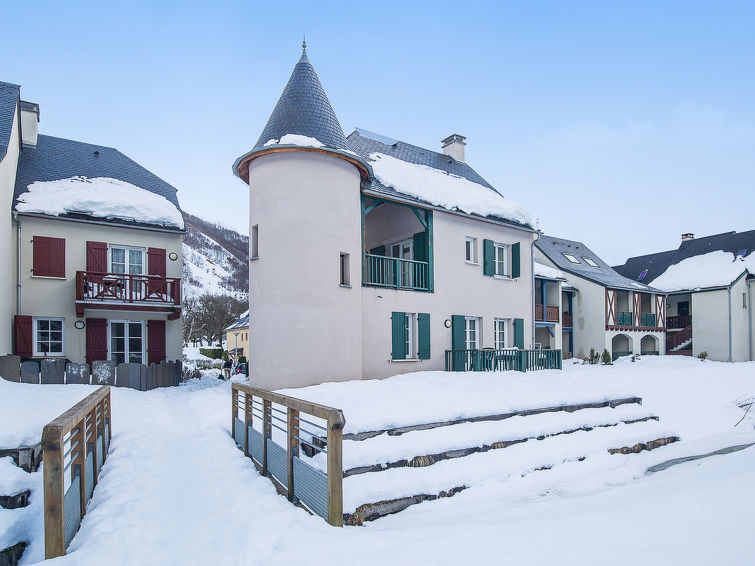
[482,240,521,278]
[391,312,430,360]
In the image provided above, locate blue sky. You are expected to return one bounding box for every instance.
[3,1,753,264]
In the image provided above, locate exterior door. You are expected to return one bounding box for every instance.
[109,321,145,364]
[111,246,145,299]
[678,301,690,316]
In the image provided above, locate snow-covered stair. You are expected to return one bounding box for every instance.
[0,457,38,565]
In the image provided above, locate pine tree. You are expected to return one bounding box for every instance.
[601,349,612,365]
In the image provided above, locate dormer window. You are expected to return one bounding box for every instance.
[737,249,747,260]
[562,253,580,264]
[639,269,648,280]
[582,257,599,268]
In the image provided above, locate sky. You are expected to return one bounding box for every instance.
[2,1,753,265]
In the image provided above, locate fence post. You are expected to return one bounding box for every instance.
[287,408,299,502]
[42,424,65,559]
[326,411,344,527]
[262,399,271,477]
[88,408,98,489]
[231,386,238,441]
[244,392,251,456]
[75,420,86,520]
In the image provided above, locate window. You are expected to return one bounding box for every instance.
[465,237,478,263]
[494,244,508,276]
[638,269,648,280]
[737,249,746,260]
[110,246,144,275]
[392,312,430,360]
[494,318,508,349]
[465,316,480,350]
[34,318,64,356]
[403,313,414,359]
[340,253,350,286]
[562,253,581,264]
[109,321,144,364]
[582,257,599,268]
[390,239,413,260]
[32,236,65,277]
[251,225,259,259]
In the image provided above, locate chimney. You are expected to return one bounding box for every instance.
[441,134,466,162]
[20,101,39,147]
[681,233,695,242]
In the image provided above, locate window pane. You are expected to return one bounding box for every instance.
[38,330,49,342]
[50,341,63,353]
[50,331,62,341]
[129,337,142,352]
[128,352,143,363]
[129,323,142,338]
[129,250,143,274]
[50,320,62,331]
[111,323,124,338]
[112,352,125,365]
[111,248,125,273]
[38,320,49,331]
[40,342,49,353]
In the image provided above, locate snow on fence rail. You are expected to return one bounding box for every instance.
[42,386,111,559]
[231,383,345,526]
[0,355,181,390]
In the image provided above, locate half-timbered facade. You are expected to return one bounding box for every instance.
[1,80,184,366]
[535,235,666,360]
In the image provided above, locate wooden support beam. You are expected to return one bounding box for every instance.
[43,425,65,559]
[326,415,344,527]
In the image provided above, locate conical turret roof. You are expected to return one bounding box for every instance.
[252,46,350,151]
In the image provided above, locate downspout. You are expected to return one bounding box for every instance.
[749,280,753,361]
[728,285,733,362]
[14,212,20,314]
[532,232,539,349]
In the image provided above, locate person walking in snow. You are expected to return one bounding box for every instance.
[222,357,233,380]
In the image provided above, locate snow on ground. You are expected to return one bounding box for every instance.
[14,177,184,229]
[367,152,535,227]
[1,357,753,564]
[652,250,755,291]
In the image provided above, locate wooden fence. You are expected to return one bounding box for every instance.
[231,383,345,526]
[0,355,180,390]
[42,386,111,558]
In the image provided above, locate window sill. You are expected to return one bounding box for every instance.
[494,275,512,280]
[31,275,66,280]
[340,284,352,289]
[33,354,66,358]
[465,261,479,266]
[391,358,420,363]
[250,256,259,262]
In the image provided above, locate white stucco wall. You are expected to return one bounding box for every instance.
[0,102,20,355]
[730,275,750,362]
[361,213,536,380]
[247,151,364,389]
[17,215,183,364]
[691,289,729,361]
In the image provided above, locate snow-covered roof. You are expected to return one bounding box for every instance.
[534,261,566,280]
[16,176,184,229]
[651,251,755,292]
[348,129,534,229]
[0,81,20,162]
[263,134,324,148]
[225,310,250,331]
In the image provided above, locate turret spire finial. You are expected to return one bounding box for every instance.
[302,35,307,51]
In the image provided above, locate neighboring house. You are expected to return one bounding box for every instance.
[224,310,250,360]
[233,46,540,389]
[614,231,755,362]
[535,235,667,360]
[533,261,576,358]
[0,80,184,366]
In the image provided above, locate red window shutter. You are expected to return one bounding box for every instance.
[147,248,167,277]
[32,236,66,277]
[86,318,108,367]
[14,315,33,357]
[147,320,166,365]
[86,241,108,273]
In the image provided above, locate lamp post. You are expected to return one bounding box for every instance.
[233,332,239,368]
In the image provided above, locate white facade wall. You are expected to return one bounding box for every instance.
[361,212,536,380]
[691,289,729,361]
[17,215,183,364]
[730,275,750,362]
[247,151,364,389]
[0,102,20,354]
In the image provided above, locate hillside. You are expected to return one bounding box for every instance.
[182,211,249,300]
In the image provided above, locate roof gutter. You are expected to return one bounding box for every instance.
[15,211,186,234]
[14,212,20,317]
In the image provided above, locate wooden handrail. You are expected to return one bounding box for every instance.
[43,386,111,558]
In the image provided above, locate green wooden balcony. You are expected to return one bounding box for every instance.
[364,253,430,291]
[617,311,633,326]
[444,349,562,372]
[641,313,656,327]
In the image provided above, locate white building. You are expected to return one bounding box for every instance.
[535,235,667,361]
[0,81,184,366]
[614,231,755,362]
[233,46,543,389]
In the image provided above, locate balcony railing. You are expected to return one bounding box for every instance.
[445,349,562,372]
[667,315,691,329]
[617,311,633,326]
[534,305,560,322]
[640,313,656,327]
[364,254,430,291]
[562,312,573,327]
[76,271,181,306]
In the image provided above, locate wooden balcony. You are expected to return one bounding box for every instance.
[562,312,573,327]
[667,315,691,329]
[535,304,560,323]
[364,253,430,291]
[76,271,181,317]
[445,348,562,372]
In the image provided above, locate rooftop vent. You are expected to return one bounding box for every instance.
[441,134,466,162]
[681,233,695,241]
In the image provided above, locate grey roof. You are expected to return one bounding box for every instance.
[225,310,250,331]
[347,128,533,229]
[613,230,755,285]
[0,81,20,161]
[535,234,661,292]
[252,47,350,152]
[14,134,182,229]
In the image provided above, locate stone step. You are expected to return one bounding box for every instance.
[0,490,30,510]
[0,542,27,566]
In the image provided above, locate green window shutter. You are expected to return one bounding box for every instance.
[483,239,495,276]
[451,315,465,350]
[418,313,430,359]
[391,312,406,360]
[513,318,524,349]
[413,232,426,262]
[370,245,386,256]
[512,242,521,278]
